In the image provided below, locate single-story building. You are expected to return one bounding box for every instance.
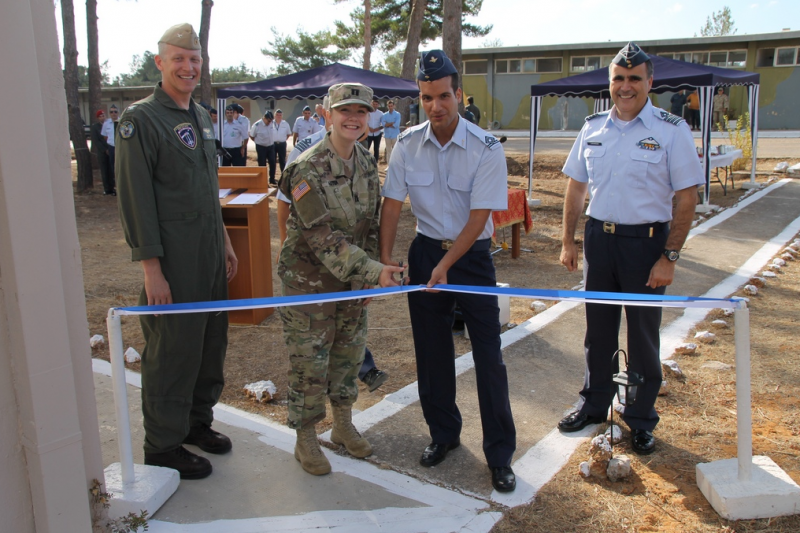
[462,30,800,130]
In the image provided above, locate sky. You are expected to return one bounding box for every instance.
[56,0,797,79]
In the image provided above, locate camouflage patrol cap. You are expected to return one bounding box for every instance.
[612,42,649,69]
[328,83,373,109]
[158,23,201,51]
[322,95,330,111]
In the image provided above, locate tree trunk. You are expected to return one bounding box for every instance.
[442,0,463,112]
[363,0,371,70]
[62,0,93,192]
[199,0,214,105]
[86,0,101,115]
[397,0,427,124]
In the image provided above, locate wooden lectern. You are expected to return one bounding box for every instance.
[218,167,273,325]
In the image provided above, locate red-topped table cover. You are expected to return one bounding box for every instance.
[492,188,532,258]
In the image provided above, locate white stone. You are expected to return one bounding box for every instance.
[762,271,777,278]
[695,330,716,343]
[772,258,786,267]
[529,301,547,313]
[711,319,728,329]
[748,276,767,288]
[579,461,591,478]
[124,347,141,363]
[769,264,782,272]
[691,220,699,228]
[90,334,105,348]
[607,455,632,482]
[658,380,669,396]
[103,462,179,521]
[784,247,798,256]
[782,253,795,261]
[662,359,683,378]
[590,434,612,454]
[697,456,800,520]
[675,343,697,355]
[702,361,732,371]
[604,424,623,444]
[743,285,758,295]
[723,308,735,317]
[243,380,277,402]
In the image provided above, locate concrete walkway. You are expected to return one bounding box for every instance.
[95,179,800,532]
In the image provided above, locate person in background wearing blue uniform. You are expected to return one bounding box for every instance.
[250,110,278,184]
[273,109,292,174]
[379,50,517,493]
[380,99,401,164]
[221,105,247,166]
[557,43,704,455]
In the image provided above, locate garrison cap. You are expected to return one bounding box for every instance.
[417,50,457,82]
[232,103,244,114]
[225,104,235,111]
[264,110,273,119]
[158,23,201,51]
[303,106,311,112]
[612,42,649,69]
[328,83,373,109]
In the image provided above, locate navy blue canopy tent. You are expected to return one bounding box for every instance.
[528,55,761,205]
[217,62,420,100]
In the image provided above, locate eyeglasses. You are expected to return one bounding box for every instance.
[110,110,119,114]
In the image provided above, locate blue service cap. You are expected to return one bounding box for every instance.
[417,50,457,82]
[611,42,650,69]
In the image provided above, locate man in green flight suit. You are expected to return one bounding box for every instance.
[116,23,238,480]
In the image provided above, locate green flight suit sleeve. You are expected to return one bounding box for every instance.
[284,162,383,287]
[116,109,164,261]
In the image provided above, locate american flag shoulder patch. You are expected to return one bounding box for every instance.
[292,180,312,201]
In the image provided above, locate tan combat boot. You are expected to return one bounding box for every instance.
[294,425,331,475]
[330,404,373,458]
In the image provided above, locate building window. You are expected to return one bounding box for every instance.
[728,51,747,67]
[669,50,747,68]
[464,60,488,75]
[571,55,612,72]
[497,57,562,74]
[756,48,775,67]
[775,47,799,66]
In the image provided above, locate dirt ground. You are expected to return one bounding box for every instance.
[75,150,800,531]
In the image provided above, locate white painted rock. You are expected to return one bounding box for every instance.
[607,455,632,482]
[784,247,798,256]
[89,334,105,349]
[743,284,758,295]
[243,380,277,402]
[579,461,591,478]
[124,347,141,363]
[675,343,697,355]
[762,271,777,278]
[530,301,547,313]
[694,331,716,343]
[773,258,786,267]
[702,361,732,371]
[711,319,728,329]
[604,424,623,444]
[782,253,795,261]
[658,380,669,396]
[613,402,625,415]
[691,220,699,228]
[748,276,767,288]
[723,308,735,317]
[662,360,683,378]
[769,264,782,272]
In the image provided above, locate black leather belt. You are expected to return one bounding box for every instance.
[589,217,668,238]
[417,234,492,252]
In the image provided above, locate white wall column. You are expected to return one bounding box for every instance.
[0,0,105,531]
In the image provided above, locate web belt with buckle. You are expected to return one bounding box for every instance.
[596,218,665,238]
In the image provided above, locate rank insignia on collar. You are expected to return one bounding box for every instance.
[637,137,661,151]
[484,135,500,148]
[174,123,197,149]
[119,120,135,139]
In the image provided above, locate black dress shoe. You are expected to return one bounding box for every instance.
[557,411,606,432]
[145,446,212,480]
[631,429,656,455]
[491,466,516,492]
[419,440,460,467]
[184,424,233,454]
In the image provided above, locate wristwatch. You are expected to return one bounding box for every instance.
[663,249,680,262]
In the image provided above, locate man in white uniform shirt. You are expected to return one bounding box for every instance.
[222,105,247,166]
[250,110,278,184]
[365,96,384,162]
[273,109,292,175]
[292,105,321,145]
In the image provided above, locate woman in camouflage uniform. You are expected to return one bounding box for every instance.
[277,83,403,475]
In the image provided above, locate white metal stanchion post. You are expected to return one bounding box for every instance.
[733,303,752,482]
[103,309,179,519]
[107,309,135,484]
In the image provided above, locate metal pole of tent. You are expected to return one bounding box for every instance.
[749,85,760,186]
[106,309,135,485]
[699,86,714,207]
[734,302,753,482]
[528,96,542,206]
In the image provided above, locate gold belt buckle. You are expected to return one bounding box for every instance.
[442,240,454,250]
[602,221,616,234]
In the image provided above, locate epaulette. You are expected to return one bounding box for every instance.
[657,110,685,126]
[465,120,502,150]
[397,122,425,142]
[295,136,315,153]
[585,111,609,122]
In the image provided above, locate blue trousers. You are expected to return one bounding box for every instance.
[407,235,516,468]
[579,218,668,432]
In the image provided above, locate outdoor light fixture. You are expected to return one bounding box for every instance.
[612,349,644,407]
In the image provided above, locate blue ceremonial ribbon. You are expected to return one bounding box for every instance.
[113,283,742,316]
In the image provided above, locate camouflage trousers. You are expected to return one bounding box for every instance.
[280,285,368,429]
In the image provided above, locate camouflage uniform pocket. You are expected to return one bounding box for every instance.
[279,305,311,333]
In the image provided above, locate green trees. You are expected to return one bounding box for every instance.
[261,28,350,76]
